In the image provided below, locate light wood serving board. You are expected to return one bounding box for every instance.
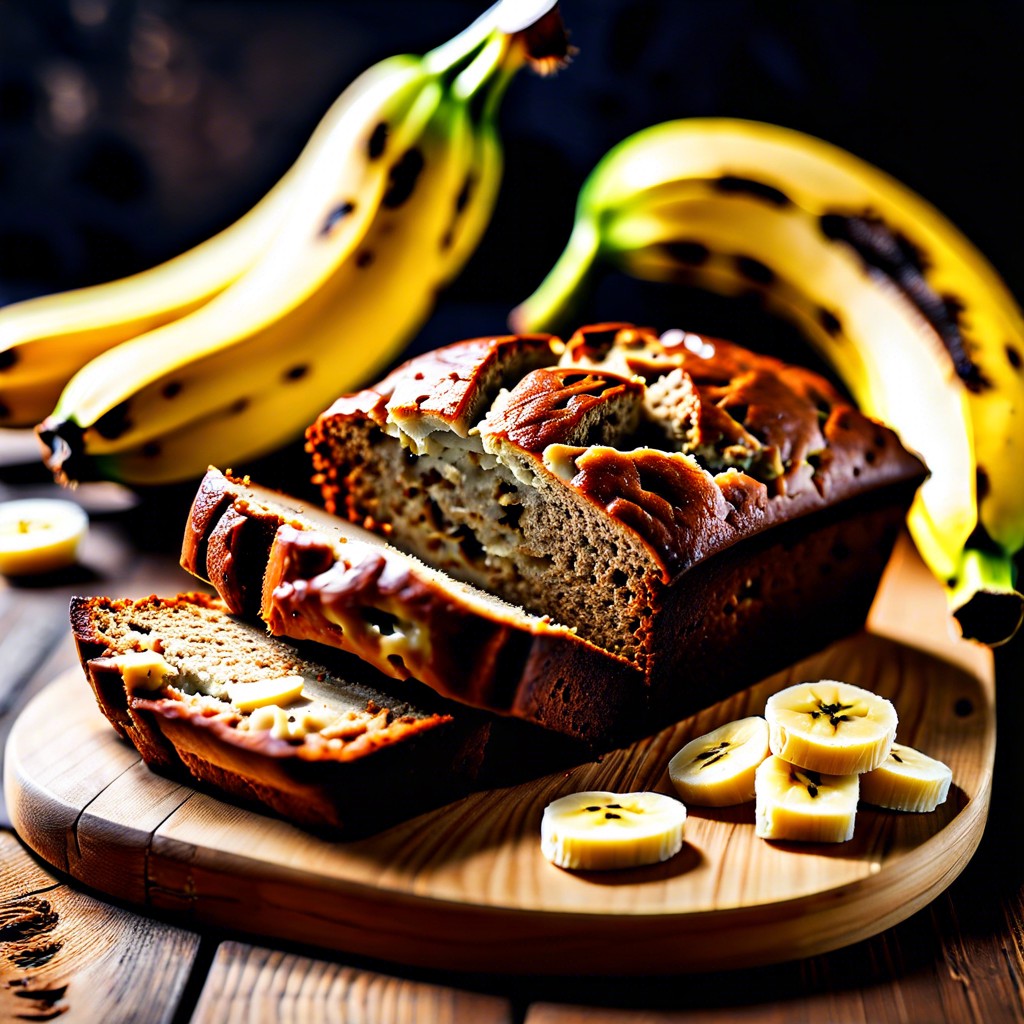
[4,536,995,975]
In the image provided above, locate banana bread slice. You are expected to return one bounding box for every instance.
[71,592,502,833]
[181,468,643,743]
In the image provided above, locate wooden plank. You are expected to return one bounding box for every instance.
[0,829,200,1024]
[190,940,513,1024]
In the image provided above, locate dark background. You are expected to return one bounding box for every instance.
[1,0,1021,338]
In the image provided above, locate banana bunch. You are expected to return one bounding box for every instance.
[511,118,1024,644]
[17,0,568,485]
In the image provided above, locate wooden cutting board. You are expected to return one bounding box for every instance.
[3,536,995,975]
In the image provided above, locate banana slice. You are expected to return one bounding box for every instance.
[0,498,89,576]
[668,716,770,806]
[755,755,860,843]
[226,675,305,713]
[764,680,897,775]
[540,791,687,871]
[860,743,953,812]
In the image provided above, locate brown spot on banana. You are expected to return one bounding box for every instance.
[820,212,990,392]
[663,240,711,266]
[382,148,425,209]
[320,201,356,237]
[0,349,17,370]
[734,255,775,285]
[455,172,474,213]
[162,381,182,399]
[283,365,309,381]
[367,121,388,160]
[356,250,375,268]
[1007,344,1022,370]
[817,308,843,336]
[976,466,990,501]
[440,172,476,251]
[713,175,792,207]
[93,400,132,440]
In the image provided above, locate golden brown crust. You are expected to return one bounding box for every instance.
[481,366,644,452]
[319,333,560,439]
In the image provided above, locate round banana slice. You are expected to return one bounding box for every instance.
[668,716,770,806]
[540,790,687,871]
[755,755,860,843]
[0,498,89,577]
[860,743,953,813]
[764,680,897,775]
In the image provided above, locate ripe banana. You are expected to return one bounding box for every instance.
[540,790,687,871]
[668,716,769,807]
[0,51,424,428]
[33,2,568,485]
[510,118,1024,644]
[754,755,859,843]
[860,743,953,813]
[0,497,88,576]
[764,680,897,776]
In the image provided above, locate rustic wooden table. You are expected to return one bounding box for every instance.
[2,451,1023,1024]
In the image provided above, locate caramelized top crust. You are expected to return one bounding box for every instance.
[319,334,560,440]
[562,322,840,491]
[481,367,644,452]
[310,323,927,583]
[566,446,737,577]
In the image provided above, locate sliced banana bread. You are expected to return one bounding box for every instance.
[72,592,512,833]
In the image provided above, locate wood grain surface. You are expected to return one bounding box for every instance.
[3,537,997,976]
[0,830,200,1024]
[190,940,513,1024]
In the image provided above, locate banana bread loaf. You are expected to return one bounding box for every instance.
[305,322,927,728]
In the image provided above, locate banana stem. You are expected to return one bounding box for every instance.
[423,0,557,74]
[450,28,526,123]
[508,219,602,334]
[423,5,504,76]
[452,33,510,101]
[951,547,1024,645]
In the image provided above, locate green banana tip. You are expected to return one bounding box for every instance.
[953,587,1024,647]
